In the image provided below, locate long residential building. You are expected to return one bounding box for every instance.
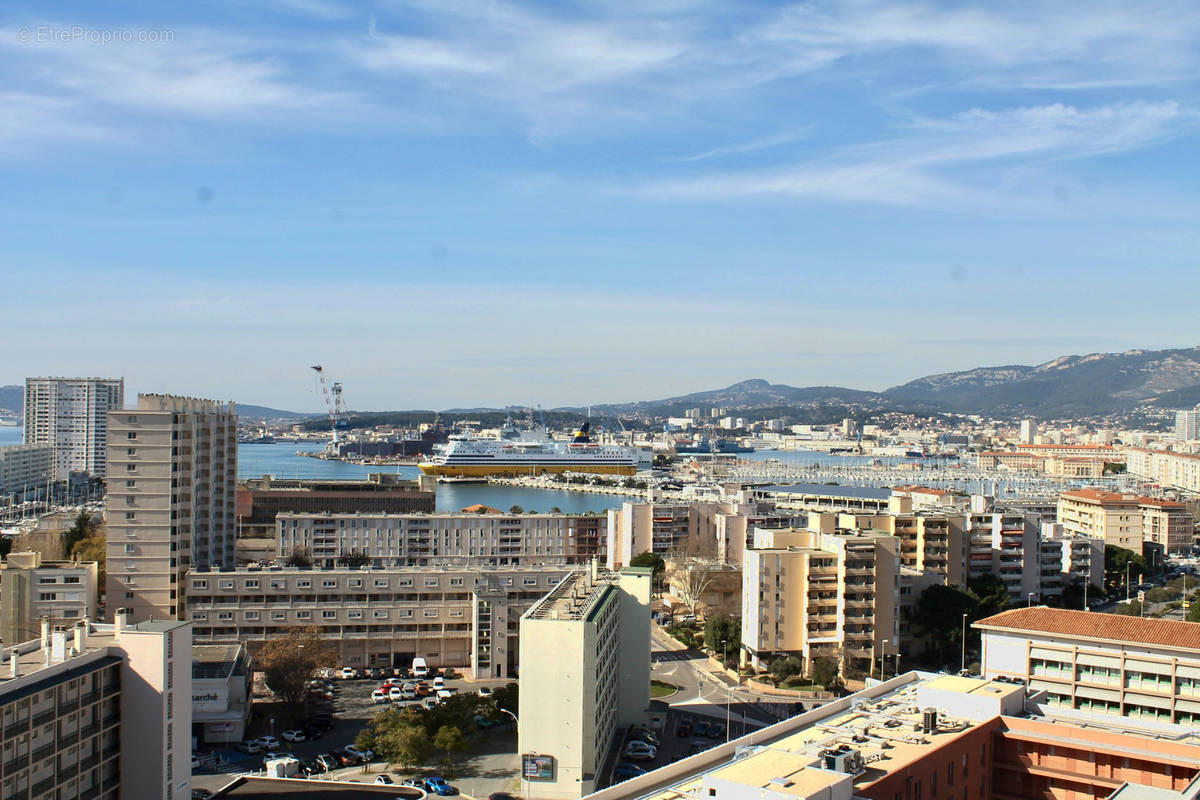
[0,443,53,500]
[0,551,98,646]
[519,565,651,800]
[277,511,605,568]
[740,527,899,676]
[105,394,237,623]
[1127,446,1200,494]
[0,611,191,800]
[1057,488,1194,552]
[186,564,572,678]
[978,606,1200,727]
[23,377,124,480]
[967,513,1101,603]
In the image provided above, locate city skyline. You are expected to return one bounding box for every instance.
[3,1,1200,408]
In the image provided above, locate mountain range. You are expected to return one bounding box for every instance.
[3,345,1199,421]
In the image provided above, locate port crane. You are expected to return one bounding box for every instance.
[310,365,349,446]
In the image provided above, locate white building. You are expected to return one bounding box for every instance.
[1176,409,1200,442]
[0,551,98,645]
[0,442,53,499]
[0,611,191,800]
[1019,418,1035,445]
[191,642,252,744]
[23,377,124,480]
[518,564,651,800]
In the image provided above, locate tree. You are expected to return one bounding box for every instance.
[69,533,107,602]
[810,656,841,690]
[629,552,666,594]
[336,549,371,568]
[911,584,981,661]
[358,707,431,770]
[550,507,563,514]
[509,505,524,514]
[62,511,97,555]
[704,614,741,666]
[968,573,1010,616]
[433,725,467,777]
[491,682,518,718]
[671,556,720,617]
[0,536,11,559]
[256,627,337,716]
[1188,600,1200,623]
[1061,576,1103,610]
[769,655,803,682]
[1118,600,1143,616]
[284,548,312,568]
[1105,546,1147,591]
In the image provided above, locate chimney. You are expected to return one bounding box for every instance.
[9,652,18,679]
[74,621,87,654]
[51,628,68,664]
[40,616,50,649]
[114,608,128,639]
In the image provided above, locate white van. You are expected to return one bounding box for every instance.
[411,657,430,678]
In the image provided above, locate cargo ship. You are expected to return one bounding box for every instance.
[418,422,643,477]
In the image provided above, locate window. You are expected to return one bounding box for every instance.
[244,579,259,589]
[245,611,260,621]
[191,613,207,621]
[193,580,207,590]
[270,580,285,589]
[373,610,389,619]
[297,610,311,619]
[424,577,439,586]
[124,512,135,520]
[126,480,136,488]
[127,432,137,440]
[374,579,389,587]
[349,579,362,588]
[218,580,234,590]
[217,611,232,620]
[297,579,311,588]
[124,544,134,553]
[321,610,336,619]
[126,447,136,456]
[449,577,464,586]
[126,464,136,471]
[322,579,337,588]
[424,609,438,617]
[271,611,286,620]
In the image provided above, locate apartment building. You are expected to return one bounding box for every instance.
[978,607,1200,727]
[740,528,899,677]
[0,552,98,646]
[1127,447,1200,493]
[580,671,1200,800]
[605,502,712,569]
[186,564,570,677]
[871,512,967,585]
[748,484,893,514]
[105,394,237,622]
[191,643,251,745]
[236,474,435,539]
[23,378,124,481]
[966,514,1101,603]
[1177,408,1200,442]
[518,565,651,800]
[0,444,53,500]
[277,511,605,568]
[1058,488,1195,553]
[0,611,190,800]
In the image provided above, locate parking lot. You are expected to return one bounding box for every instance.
[192,673,521,796]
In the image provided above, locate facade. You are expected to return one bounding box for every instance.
[1141,498,1195,554]
[605,502,713,569]
[518,565,651,800]
[1127,447,1200,493]
[105,394,237,622]
[872,512,967,585]
[1057,488,1195,553]
[0,444,53,500]
[22,377,124,481]
[580,671,1200,800]
[191,643,252,745]
[236,474,435,539]
[186,564,571,677]
[1177,408,1200,442]
[0,611,191,800]
[749,484,892,514]
[0,552,98,646]
[966,514,1101,603]
[740,528,899,676]
[978,607,1200,727]
[277,511,605,568]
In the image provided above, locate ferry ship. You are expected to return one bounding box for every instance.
[418,422,643,477]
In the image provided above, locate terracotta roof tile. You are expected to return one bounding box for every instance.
[975,607,1200,652]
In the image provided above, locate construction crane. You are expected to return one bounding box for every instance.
[310,365,349,446]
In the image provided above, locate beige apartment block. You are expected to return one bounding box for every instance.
[1141,498,1195,554]
[1057,489,1143,549]
[870,512,967,585]
[23,377,124,481]
[1127,447,1200,493]
[740,528,899,677]
[0,551,98,645]
[186,564,571,677]
[105,394,237,622]
[276,511,605,568]
[0,443,53,499]
[518,565,651,800]
[0,611,190,800]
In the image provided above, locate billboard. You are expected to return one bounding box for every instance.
[522,754,555,782]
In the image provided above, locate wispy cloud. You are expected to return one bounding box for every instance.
[641,101,1190,206]
[664,127,812,163]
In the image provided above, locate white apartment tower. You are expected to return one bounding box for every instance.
[1019,418,1035,445]
[23,377,124,480]
[1177,408,1200,442]
[105,395,237,622]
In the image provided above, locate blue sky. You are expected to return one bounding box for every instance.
[2,0,1199,411]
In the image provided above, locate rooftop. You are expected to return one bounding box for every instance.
[211,776,422,799]
[525,566,618,621]
[975,607,1200,652]
[758,483,892,501]
[193,643,246,681]
[1059,488,1184,507]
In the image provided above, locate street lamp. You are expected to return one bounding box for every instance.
[960,613,968,674]
[498,709,525,800]
[721,639,731,743]
[1027,592,1035,608]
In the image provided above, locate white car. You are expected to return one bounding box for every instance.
[432,676,445,689]
[344,745,374,761]
[371,689,388,703]
[389,686,404,701]
[477,687,494,698]
[253,735,280,750]
[281,730,306,743]
[339,667,357,680]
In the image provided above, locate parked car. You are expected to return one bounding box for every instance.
[623,747,656,762]
[389,686,404,701]
[372,689,389,703]
[192,791,214,800]
[432,676,446,689]
[423,696,440,710]
[297,758,322,775]
[488,793,518,800]
[253,735,280,750]
[303,726,325,741]
[234,741,262,755]
[339,667,357,680]
[675,721,692,737]
[478,686,494,698]
[411,658,430,678]
[191,753,200,769]
[693,720,711,737]
[400,688,418,701]
[281,729,306,743]
[375,775,396,785]
[331,749,358,766]
[344,745,374,762]
[615,762,647,780]
[315,753,339,772]
[401,778,426,788]
[424,776,459,795]
[631,729,660,746]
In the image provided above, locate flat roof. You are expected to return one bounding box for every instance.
[975,607,1200,652]
[193,644,245,680]
[212,776,423,798]
[758,483,892,501]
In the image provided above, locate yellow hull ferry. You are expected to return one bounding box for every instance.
[419,422,643,478]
